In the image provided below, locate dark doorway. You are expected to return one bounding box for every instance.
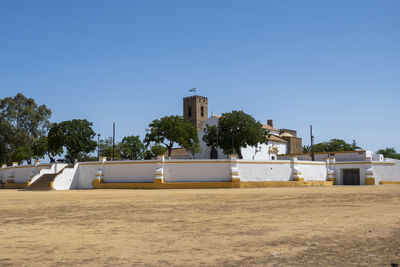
[210,147,218,159]
[343,169,360,185]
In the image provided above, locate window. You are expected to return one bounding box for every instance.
[188,107,192,117]
[201,106,204,117]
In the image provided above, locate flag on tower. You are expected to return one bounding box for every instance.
[189,87,196,92]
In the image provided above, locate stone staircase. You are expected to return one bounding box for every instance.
[26,173,57,191]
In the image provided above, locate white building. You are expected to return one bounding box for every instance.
[194,114,290,160]
[181,95,302,160]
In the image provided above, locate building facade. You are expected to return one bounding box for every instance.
[181,95,302,160]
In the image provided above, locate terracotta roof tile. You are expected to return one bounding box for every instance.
[262,124,279,132]
[269,135,288,143]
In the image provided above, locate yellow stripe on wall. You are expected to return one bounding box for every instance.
[92,179,333,189]
[379,181,400,185]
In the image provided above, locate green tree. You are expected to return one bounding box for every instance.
[120,135,145,160]
[302,145,311,153]
[209,110,269,159]
[11,144,32,164]
[151,144,167,156]
[0,93,51,164]
[313,139,361,153]
[99,137,121,160]
[202,125,219,150]
[143,149,155,160]
[376,147,400,160]
[144,115,200,157]
[31,136,48,161]
[79,153,98,162]
[47,122,65,161]
[47,119,97,163]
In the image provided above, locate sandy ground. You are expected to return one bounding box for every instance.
[0,186,400,266]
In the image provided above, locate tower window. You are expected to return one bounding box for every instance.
[188,107,192,117]
[201,106,204,117]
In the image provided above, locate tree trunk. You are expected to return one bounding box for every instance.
[48,153,55,163]
[167,142,173,158]
[8,144,13,164]
[236,147,243,159]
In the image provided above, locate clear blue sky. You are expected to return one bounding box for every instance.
[1,0,399,152]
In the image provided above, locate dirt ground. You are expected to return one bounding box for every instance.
[1,186,400,266]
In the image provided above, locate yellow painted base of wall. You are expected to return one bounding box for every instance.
[365,178,376,185]
[92,179,333,189]
[2,183,28,189]
[93,179,234,189]
[239,181,333,188]
[328,178,336,185]
[379,181,400,185]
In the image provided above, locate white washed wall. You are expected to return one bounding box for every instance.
[237,161,293,181]
[55,159,334,188]
[297,162,327,181]
[1,164,52,183]
[164,160,231,182]
[76,161,158,189]
[373,160,400,183]
[294,151,380,162]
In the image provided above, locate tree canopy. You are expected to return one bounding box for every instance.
[97,135,147,160]
[202,125,219,149]
[48,119,97,163]
[312,139,361,153]
[98,137,120,161]
[144,115,200,157]
[202,110,269,159]
[150,144,167,156]
[120,135,146,160]
[377,147,400,160]
[0,93,51,164]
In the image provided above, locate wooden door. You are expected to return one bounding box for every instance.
[343,169,360,185]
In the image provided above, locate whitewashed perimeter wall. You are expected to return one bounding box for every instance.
[373,160,400,183]
[298,163,327,181]
[0,164,52,183]
[75,161,158,189]
[66,159,331,188]
[237,161,292,181]
[237,160,327,181]
[164,160,231,182]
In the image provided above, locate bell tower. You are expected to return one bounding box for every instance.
[183,95,208,131]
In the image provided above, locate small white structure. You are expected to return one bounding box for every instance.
[278,150,399,185]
